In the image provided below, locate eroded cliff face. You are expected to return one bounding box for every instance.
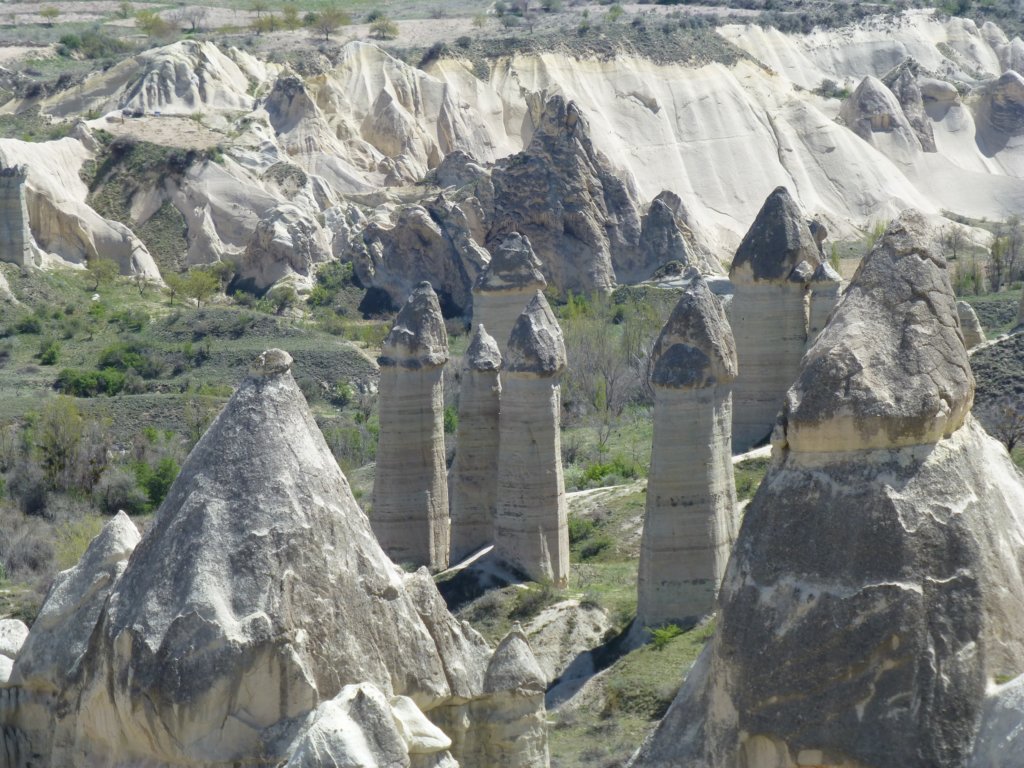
[632,211,1024,768]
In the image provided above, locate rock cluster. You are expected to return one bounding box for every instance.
[472,233,548,355]
[881,58,939,152]
[633,211,1024,768]
[840,75,925,161]
[1,349,549,767]
[373,283,451,571]
[636,274,739,630]
[450,324,503,563]
[0,165,33,267]
[495,291,571,585]
[236,203,332,292]
[728,186,824,451]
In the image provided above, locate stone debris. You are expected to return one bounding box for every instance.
[636,274,739,630]
[373,283,451,571]
[728,186,823,450]
[472,232,547,355]
[495,291,571,585]
[450,324,502,563]
[632,211,1024,768]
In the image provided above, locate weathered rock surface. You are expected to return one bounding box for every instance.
[489,96,643,295]
[450,324,502,563]
[637,274,739,630]
[975,70,1024,154]
[22,348,526,767]
[0,165,32,267]
[970,675,1024,768]
[352,198,490,316]
[807,260,843,344]
[633,211,1024,768]
[0,620,28,684]
[728,186,822,450]
[472,233,547,354]
[638,192,724,278]
[957,299,986,349]
[495,291,570,585]
[881,59,939,152]
[840,75,924,163]
[236,203,332,292]
[373,283,451,571]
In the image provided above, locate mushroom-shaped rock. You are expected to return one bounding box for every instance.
[468,626,549,768]
[450,325,502,563]
[66,349,493,765]
[957,300,986,349]
[495,292,570,585]
[782,211,973,453]
[373,283,451,571]
[637,275,739,630]
[634,211,1024,768]
[728,187,822,450]
[473,232,547,354]
[839,75,923,161]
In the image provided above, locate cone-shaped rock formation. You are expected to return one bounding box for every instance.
[450,324,502,563]
[495,291,570,585]
[636,274,739,630]
[473,232,548,355]
[373,282,451,570]
[957,300,985,349]
[728,186,822,450]
[633,211,1024,768]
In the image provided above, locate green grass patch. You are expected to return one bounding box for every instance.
[734,455,770,502]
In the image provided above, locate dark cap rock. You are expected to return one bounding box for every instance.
[476,233,547,293]
[730,187,822,284]
[465,324,502,373]
[379,282,449,369]
[504,291,567,376]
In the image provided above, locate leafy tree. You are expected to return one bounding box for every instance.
[607,4,625,22]
[281,3,300,30]
[181,269,219,308]
[37,397,84,489]
[135,9,173,37]
[370,15,398,39]
[165,272,185,305]
[311,6,351,39]
[87,257,119,291]
[40,7,60,26]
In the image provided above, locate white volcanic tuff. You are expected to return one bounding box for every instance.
[0,166,32,268]
[472,232,548,355]
[237,203,332,291]
[637,276,739,630]
[450,325,502,563]
[957,300,985,349]
[839,75,925,164]
[495,292,570,585]
[373,283,451,571]
[633,210,1024,768]
[0,137,160,278]
[807,261,842,344]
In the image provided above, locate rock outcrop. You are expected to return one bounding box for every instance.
[633,210,1024,768]
[881,59,938,152]
[728,186,822,450]
[0,620,28,684]
[5,348,547,767]
[373,283,451,571]
[450,324,502,563]
[236,203,332,292]
[495,291,570,585]
[636,274,739,630]
[807,260,842,344]
[0,165,32,267]
[472,233,547,354]
[638,191,723,278]
[839,75,924,162]
[489,96,643,295]
[957,300,985,349]
[975,70,1024,155]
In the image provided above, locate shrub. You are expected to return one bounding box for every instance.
[14,315,42,334]
[510,580,558,619]
[38,339,60,365]
[568,516,597,545]
[134,457,180,510]
[55,368,126,397]
[443,405,458,434]
[9,461,48,517]
[370,16,399,39]
[94,467,148,515]
[650,623,683,650]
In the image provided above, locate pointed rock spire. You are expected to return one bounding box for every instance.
[379,281,449,369]
[473,233,547,355]
[465,322,503,372]
[504,291,567,377]
[730,186,822,284]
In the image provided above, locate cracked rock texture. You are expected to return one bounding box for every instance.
[236,203,332,292]
[957,300,985,349]
[637,275,739,630]
[450,324,502,563]
[633,211,1024,768]
[728,186,822,450]
[1,348,547,767]
[495,291,570,585]
[638,191,724,277]
[472,232,547,354]
[373,283,451,570]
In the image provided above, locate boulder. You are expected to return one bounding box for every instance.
[450,324,502,563]
[728,186,822,450]
[637,274,739,630]
[495,291,570,585]
[236,203,332,292]
[373,284,451,571]
[488,96,643,295]
[957,300,986,349]
[472,232,547,354]
[633,210,1024,768]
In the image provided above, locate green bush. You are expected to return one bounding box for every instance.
[14,315,42,334]
[94,467,148,515]
[97,342,165,378]
[650,623,683,651]
[55,368,126,397]
[134,457,180,510]
[38,339,60,365]
[443,405,458,434]
[568,516,597,545]
[579,456,640,487]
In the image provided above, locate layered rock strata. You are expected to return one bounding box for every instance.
[633,211,1024,768]
[472,232,547,355]
[372,282,451,571]
[957,300,985,349]
[0,165,33,267]
[450,324,502,563]
[636,274,739,630]
[0,348,550,767]
[728,186,822,450]
[495,291,570,585]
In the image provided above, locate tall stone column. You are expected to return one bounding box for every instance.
[807,261,843,345]
[495,291,570,585]
[372,282,451,570]
[450,324,502,563]
[473,232,547,354]
[637,274,739,630]
[0,165,32,267]
[728,186,821,451]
